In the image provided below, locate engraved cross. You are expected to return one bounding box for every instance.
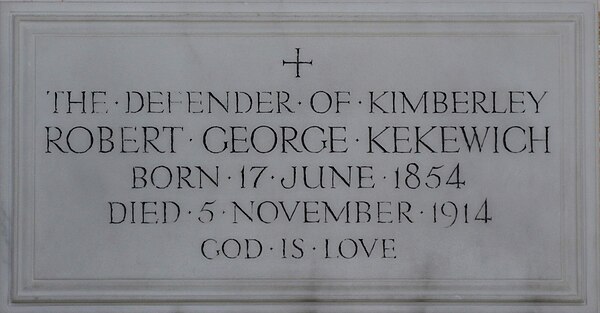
[282,48,313,78]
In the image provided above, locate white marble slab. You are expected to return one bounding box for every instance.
[0,1,597,312]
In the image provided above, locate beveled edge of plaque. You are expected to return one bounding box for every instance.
[0,1,597,312]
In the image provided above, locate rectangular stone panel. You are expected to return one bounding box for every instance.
[0,1,597,312]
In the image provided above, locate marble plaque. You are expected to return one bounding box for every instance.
[0,1,598,312]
